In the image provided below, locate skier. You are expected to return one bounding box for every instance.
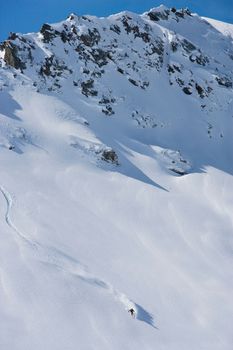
[128,308,136,318]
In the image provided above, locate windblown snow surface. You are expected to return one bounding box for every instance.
[0,5,233,350]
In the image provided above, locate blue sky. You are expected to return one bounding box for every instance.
[0,0,232,41]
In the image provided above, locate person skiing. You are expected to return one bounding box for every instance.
[128,308,136,318]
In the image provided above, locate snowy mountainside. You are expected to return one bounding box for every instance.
[0,5,233,350]
[203,16,233,40]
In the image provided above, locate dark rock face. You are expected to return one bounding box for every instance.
[216,76,232,88]
[181,39,196,53]
[101,149,119,164]
[79,28,101,47]
[128,78,139,86]
[110,24,121,35]
[99,96,115,105]
[148,9,170,21]
[175,10,185,18]
[81,79,98,97]
[121,16,150,43]
[39,55,71,78]
[40,23,74,44]
[99,96,115,116]
[147,39,164,56]
[147,7,191,22]
[40,24,60,43]
[189,53,209,66]
[3,42,26,70]
[183,87,192,95]
[90,48,110,67]
[40,56,53,76]
[171,41,178,52]
[184,8,192,16]
[101,105,115,116]
[0,6,231,107]
[195,83,205,98]
[169,168,187,175]
[41,24,55,42]
[8,32,18,40]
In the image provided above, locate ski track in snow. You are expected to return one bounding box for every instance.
[0,185,156,328]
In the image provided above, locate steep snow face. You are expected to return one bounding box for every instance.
[203,17,233,40]
[0,6,233,350]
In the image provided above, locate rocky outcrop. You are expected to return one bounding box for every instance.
[216,76,232,88]
[147,8,170,21]
[147,7,192,22]
[79,28,101,47]
[0,5,231,111]
[101,149,119,164]
[2,42,26,70]
[40,23,60,43]
[183,87,192,95]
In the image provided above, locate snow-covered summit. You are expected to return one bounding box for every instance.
[0,6,232,170]
[0,6,233,350]
[203,16,233,40]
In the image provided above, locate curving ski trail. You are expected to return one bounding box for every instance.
[0,185,156,328]
[0,185,41,251]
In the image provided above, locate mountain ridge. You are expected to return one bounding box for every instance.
[0,6,232,175]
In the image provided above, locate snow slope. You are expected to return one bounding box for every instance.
[0,5,233,350]
[203,17,233,40]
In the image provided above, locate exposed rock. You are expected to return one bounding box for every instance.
[79,28,101,47]
[40,55,70,78]
[101,149,119,164]
[183,87,192,95]
[169,168,188,175]
[7,32,18,40]
[110,24,121,35]
[171,41,178,52]
[121,17,150,43]
[3,42,26,70]
[117,67,124,74]
[174,8,192,18]
[147,39,164,57]
[40,24,59,43]
[181,39,196,53]
[148,9,170,21]
[132,111,157,128]
[175,10,185,18]
[0,5,231,117]
[195,83,205,98]
[189,53,209,66]
[90,48,110,67]
[154,147,191,175]
[176,78,184,87]
[81,79,98,97]
[141,81,150,89]
[102,105,115,116]
[60,31,69,43]
[184,8,192,16]
[99,96,115,105]
[216,76,232,88]
[128,78,139,86]
[167,64,181,74]
[68,14,76,21]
